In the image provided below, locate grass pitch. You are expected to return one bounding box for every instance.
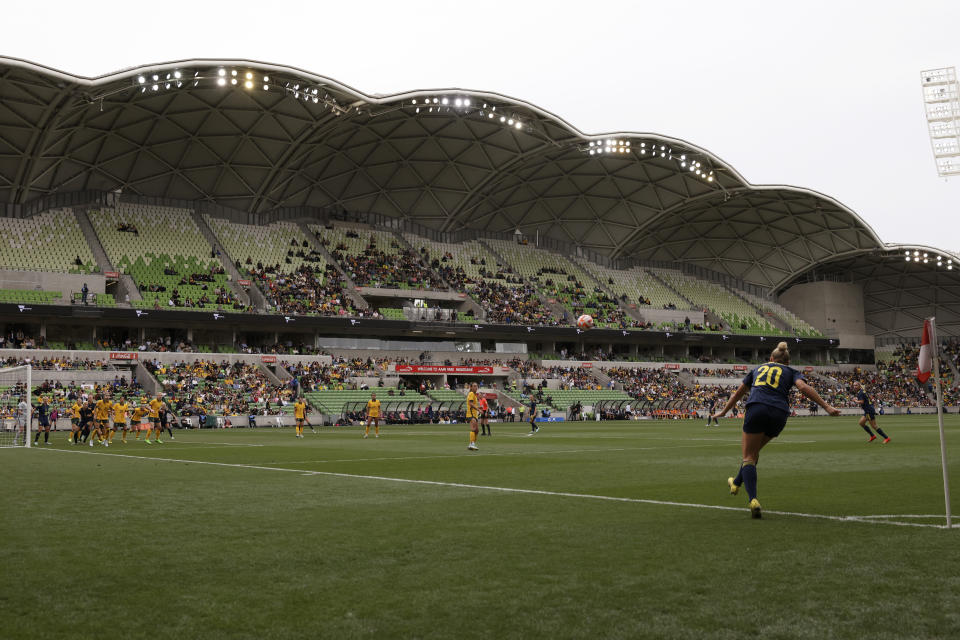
[3,415,960,639]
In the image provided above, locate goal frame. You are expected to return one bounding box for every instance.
[0,364,32,448]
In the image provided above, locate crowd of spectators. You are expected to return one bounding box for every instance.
[474,280,557,325]
[327,235,445,290]
[144,359,296,417]
[251,263,360,317]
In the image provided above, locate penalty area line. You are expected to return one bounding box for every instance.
[36,447,949,529]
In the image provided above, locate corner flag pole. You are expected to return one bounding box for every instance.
[929,318,952,528]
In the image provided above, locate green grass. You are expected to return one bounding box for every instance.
[3,415,960,639]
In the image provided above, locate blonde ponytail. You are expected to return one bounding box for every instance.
[770,341,790,364]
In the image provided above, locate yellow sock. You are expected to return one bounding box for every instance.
[470,431,477,444]
[145,428,152,439]
[365,426,369,436]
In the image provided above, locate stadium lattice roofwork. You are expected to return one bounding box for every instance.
[0,56,957,336]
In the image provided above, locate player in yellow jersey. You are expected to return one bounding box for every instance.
[93,395,112,447]
[130,404,149,439]
[111,397,130,443]
[144,395,164,444]
[364,393,381,438]
[293,398,308,438]
[68,399,82,444]
[466,382,480,451]
[134,397,148,439]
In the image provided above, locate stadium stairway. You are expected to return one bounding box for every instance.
[256,361,284,386]
[589,367,615,389]
[295,220,370,311]
[134,360,161,396]
[389,230,449,287]
[74,207,115,274]
[646,269,697,309]
[724,285,792,333]
[572,257,647,324]
[191,212,258,309]
[477,239,569,324]
[74,207,141,304]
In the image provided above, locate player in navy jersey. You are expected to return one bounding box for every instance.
[711,341,840,519]
[705,396,720,427]
[526,395,539,436]
[852,381,890,443]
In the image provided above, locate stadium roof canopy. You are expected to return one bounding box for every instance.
[0,57,957,336]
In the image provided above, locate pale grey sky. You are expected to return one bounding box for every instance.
[5,0,959,251]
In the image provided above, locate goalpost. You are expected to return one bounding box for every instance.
[0,365,32,448]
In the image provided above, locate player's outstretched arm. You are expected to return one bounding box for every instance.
[712,383,749,419]
[795,380,840,416]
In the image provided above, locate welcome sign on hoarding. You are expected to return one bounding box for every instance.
[395,365,494,374]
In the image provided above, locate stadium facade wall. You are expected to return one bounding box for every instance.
[636,309,705,325]
[779,281,869,338]
[0,270,105,299]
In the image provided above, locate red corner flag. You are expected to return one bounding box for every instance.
[918,318,934,383]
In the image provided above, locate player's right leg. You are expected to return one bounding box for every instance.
[364,418,370,438]
[859,414,876,441]
[468,417,479,450]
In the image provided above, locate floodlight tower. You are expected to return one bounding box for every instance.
[921,67,960,177]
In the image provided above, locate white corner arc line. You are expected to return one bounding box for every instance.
[37,448,950,529]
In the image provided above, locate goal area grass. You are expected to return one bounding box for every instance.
[3,415,960,639]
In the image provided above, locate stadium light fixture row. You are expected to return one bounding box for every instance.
[584,141,715,182]
[408,97,525,131]
[904,249,954,269]
[135,68,271,92]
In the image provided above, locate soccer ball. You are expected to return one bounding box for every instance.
[577,314,594,330]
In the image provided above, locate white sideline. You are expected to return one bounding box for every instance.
[37,447,954,529]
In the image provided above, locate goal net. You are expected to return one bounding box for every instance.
[0,365,32,448]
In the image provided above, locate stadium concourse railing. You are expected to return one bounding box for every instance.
[338,399,467,425]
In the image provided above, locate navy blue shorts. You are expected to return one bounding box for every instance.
[743,403,788,439]
[862,405,876,420]
[38,415,49,427]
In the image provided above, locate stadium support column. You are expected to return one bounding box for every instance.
[39,321,46,341]
[187,328,194,342]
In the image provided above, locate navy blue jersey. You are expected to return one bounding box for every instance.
[529,400,537,416]
[857,389,873,408]
[742,362,802,412]
[34,403,48,419]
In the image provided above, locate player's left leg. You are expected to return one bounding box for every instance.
[869,417,890,443]
[374,418,379,438]
[859,415,876,441]
[739,432,771,518]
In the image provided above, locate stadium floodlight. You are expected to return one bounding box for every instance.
[218,68,226,76]
[245,80,253,89]
[922,67,960,177]
[174,71,181,79]
[263,84,269,91]
[263,75,270,82]
[217,78,226,86]
[137,76,145,84]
